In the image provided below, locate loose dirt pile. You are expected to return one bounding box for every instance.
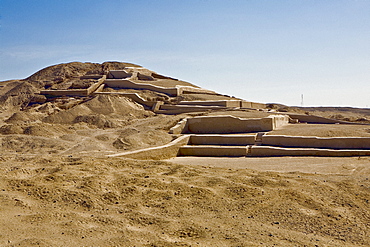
[43,95,153,127]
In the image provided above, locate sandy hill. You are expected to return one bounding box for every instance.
[0,61,234,156]
[0,61,369,246]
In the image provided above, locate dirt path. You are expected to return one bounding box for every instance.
[168,156,370,175]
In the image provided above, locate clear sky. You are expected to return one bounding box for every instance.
[1,0,370,107]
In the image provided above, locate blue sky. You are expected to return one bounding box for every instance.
[1,0,370,107]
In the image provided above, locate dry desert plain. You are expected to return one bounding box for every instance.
[0,62,369,246]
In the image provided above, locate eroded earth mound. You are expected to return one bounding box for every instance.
[0,61,369,246]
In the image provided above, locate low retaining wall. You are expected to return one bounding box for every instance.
[262,135,370,149]
[94,84,105,93]
[80,74,105,80]
[179,86,217,95]
[189,134,256,145]
[178,100,240,107]
[157,107,226,115]
[268,115,291,129]
[108,135,190,160]
[151,101,164,112]
[87,76,107,94]
[252,102,266,109]
[185,115,289,134]
[40,75,106,97]
[287,114,362,125]
[107,70,133,79]
[160,104,225,111]
[179,145,247,157]
[240,101,252,108]
[94,92,156,107]
[169,118,189,134]
[40,89,88,97]
[104,79,179,96]
[240,102,266,109]
[249,146,370,157]
[108,69,179,81]
[105,79,217,97]
[178,100,266,109]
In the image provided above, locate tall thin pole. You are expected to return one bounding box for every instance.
[301,94,304,107]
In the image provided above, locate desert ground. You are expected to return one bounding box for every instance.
[0,62,369,246]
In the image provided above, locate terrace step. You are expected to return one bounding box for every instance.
[249,146,370,157]
[178,145,248,157]
[156,105,228,114]
[188,134,256,146]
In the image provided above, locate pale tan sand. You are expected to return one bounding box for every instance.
[1,62,369,246]
[168,156,370,175]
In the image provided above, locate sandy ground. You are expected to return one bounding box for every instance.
[0,155,369,246]
[1,112,370,246]
[1,62,370,246]
[168,156,370,175]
